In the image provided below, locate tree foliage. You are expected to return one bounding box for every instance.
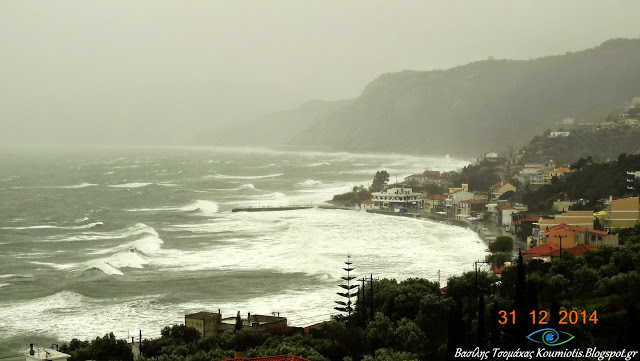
[370,171,390,192]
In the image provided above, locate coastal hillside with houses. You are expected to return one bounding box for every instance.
[343,128,640,271]
[517,104,640,164]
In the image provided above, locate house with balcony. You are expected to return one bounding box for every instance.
[459,199,488,217]
[372,187,423,209]
[539,223,618,248]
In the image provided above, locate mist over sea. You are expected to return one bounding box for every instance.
[0,146,486,355]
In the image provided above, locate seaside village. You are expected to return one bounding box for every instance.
[31,153,640,361]
[23,152,640,361]
[358,151,639,268]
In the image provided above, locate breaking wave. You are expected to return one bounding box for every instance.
[210,183,256,191]
[127,200,219,216]
[179,200,219,216]
[205,173,283,180]
[305,162,331,167]
[108,182,176,188]
[296,179,324,187]
[2,222,103,231]
[47,223,157,242]
[11,182,98,189]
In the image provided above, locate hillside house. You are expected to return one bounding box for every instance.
[489,181,516,200]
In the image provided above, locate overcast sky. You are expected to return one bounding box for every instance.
[2,1,640,145]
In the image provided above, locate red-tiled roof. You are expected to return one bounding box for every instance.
[541,223,587,236]
[491,266,505,274]
[222,355,311,361]
[500,205,516,210]
[361,199,374,205]
[461,199,488,204]
[303,321,326,333]
[586,229,609,235]
[489,181,511,190]
[541,244,596,258]
[522,243,560,256]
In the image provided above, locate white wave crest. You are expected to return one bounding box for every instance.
[296,179,324,187]
[47,223,157,242]
[3,222,103,231]
[61,182,98,189]
[127,200,219,216]
[305,162,331,167]
[205,173,283,180]
[0,283,11,288]
[179,200,219,216]
[209,183,256,191]
[108,182,153,188]
[11,182,98,189]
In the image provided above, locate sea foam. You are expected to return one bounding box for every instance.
[205,173,283,180]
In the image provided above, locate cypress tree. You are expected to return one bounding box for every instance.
[235,311,242,332]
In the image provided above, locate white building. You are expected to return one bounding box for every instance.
[549,131,570,137]
[360,199,375,210]
[372,187,423,209]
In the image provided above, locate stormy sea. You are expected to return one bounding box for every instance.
[0,146,486,355]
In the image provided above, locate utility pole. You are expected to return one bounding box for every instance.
[359,278,367,326]
[370,274,375,321]
[474,261,491,298]
[554,234,567,259]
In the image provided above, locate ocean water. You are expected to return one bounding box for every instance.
[0,146,486,355]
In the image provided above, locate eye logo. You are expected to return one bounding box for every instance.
[526,328,575,346]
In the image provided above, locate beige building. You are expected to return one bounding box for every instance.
[489,181,516,200]
[603,197,640,229]
[185,311,288,337]
[555,210,594,229]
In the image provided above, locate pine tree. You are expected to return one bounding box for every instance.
[335,256,358,320]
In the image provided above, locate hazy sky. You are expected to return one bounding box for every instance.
[2,1,640,145]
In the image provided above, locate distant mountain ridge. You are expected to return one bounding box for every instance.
[217,39,640,156]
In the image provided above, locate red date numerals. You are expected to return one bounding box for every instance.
[498,310,598,325]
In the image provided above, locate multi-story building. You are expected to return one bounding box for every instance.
[372,187,423,209]
[603,196,640,229]
[538,210,594,230]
